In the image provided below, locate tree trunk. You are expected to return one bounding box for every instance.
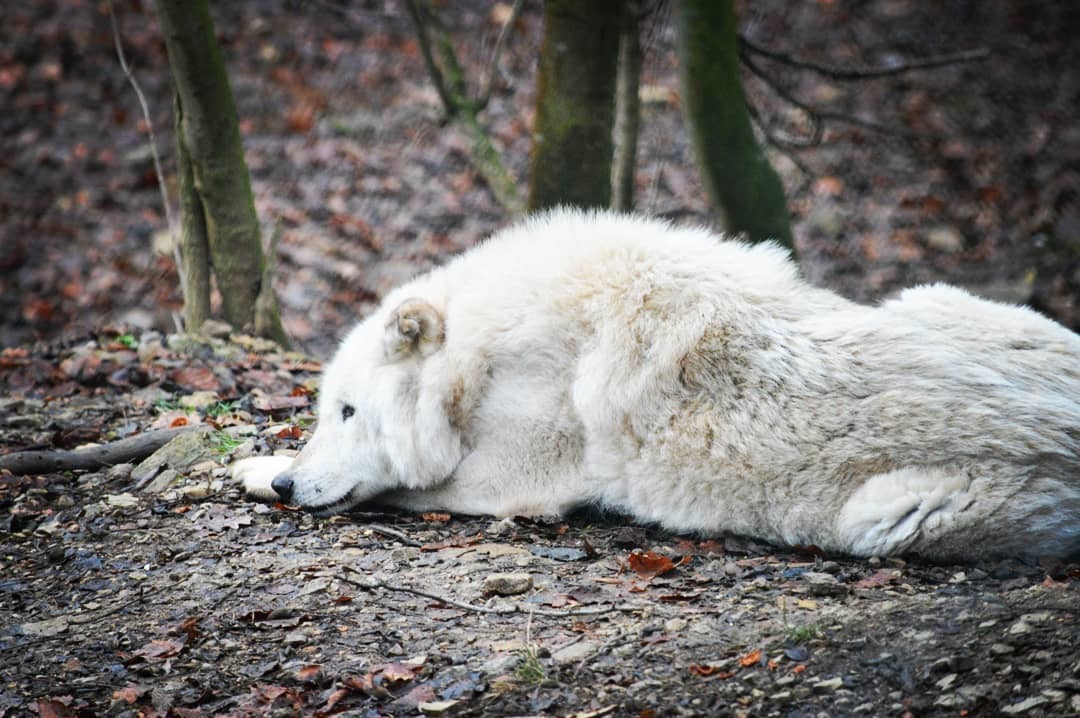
[528,0,624,212]
[676,0,794,250]
[611,2,642,213]
[154,0,287,343]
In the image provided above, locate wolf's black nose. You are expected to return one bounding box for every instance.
[271,474,295,502]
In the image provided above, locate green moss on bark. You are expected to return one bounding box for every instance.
[677,0,794,250]
[528,0,624,211]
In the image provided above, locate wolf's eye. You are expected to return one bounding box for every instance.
[341,404,355,421]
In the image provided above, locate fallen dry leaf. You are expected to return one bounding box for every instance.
[739,648,763,667]
[420,533,484,551]
[854,569,900,589]
[134,638,184,661]
[688,664,733,678]
[626,549,689,579]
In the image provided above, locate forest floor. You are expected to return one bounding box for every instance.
[1,1,1079,716]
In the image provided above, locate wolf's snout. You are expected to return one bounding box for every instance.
[271,474,295,502]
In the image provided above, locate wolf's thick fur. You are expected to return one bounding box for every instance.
[234,210,1080,561]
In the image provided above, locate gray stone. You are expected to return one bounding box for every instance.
[482,573,533,596]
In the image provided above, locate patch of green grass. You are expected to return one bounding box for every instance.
[787,624,823,643]
[515,644,546,686]
[153,397,182,413]
[205,400,236,418]
[211,431,245,455]
[116,333,138,349]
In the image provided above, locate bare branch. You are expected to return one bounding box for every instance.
[106,0,186,310]
[340,565,643,618]
[402,0,456,115]
[746,100,814,180]
[477,0,526,109]
[741,51,936,144]
[739,36,988,81]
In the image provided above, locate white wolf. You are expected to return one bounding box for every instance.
[234,210,1080,561]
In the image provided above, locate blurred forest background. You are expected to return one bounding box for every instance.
[1,0,1077,359]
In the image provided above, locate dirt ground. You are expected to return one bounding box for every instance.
[1,333,1078,717]
[2,0,1079,716]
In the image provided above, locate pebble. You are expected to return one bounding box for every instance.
[482,573,533,596]
[801,572,847,597]
[989,643,1015,655]
[812,677,844,692]
[550,640,599,664]
[1001,696,1048,714]
[485,517,517,536]
[926,226,965,253]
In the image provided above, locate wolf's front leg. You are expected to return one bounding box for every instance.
[232,456,296,502]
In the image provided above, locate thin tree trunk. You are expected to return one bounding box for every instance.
[528,0,624,211]
[155,0,287,342]
[611,3,642,213]
[676,0,794,249]
[175,93,210,332]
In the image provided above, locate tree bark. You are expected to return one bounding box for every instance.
[528,0,624,212]
[154,0,287,342]
[175,93,210,332]
[611,2,642,213]
[676,0,794,250]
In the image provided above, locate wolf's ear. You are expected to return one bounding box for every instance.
[384,299,445,359]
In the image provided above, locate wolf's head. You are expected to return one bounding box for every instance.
[269,297,465,513]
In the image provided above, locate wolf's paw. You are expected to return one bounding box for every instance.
[231,455,295,502]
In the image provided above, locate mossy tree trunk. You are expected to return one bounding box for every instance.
[528,0,624,211]
[154,0,287,344]
[611,1,643,212]
[676,0,794,250]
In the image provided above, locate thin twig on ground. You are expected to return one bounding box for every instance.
[339,566,642,618]
[365,523,422,547]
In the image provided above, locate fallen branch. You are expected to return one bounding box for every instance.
[340,566,642,618]
[0,427,197,476]
[366,523,422,547]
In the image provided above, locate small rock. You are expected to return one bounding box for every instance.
[801,572,847,596]
[390,547,420,562]
[664,618,688,633]
[105,493,139,508]
[550,640,599,664]
[20,616,69,637]
[180,484,212,499]
[283,630,307,645]
[480,653,522,676]
[144,469,181,494]
[935,673,957,690]
[989,643,1014,655]
[179,391,219,410]
[106,463,134,481]
[1001,696,1048,714]
[926,226,964,253]
[485,517,517,536]
[1007,620,1032,636]
[819,561,841,574]
[418,700,459,714]
[482,573,533,596]
[812,676,844,692]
